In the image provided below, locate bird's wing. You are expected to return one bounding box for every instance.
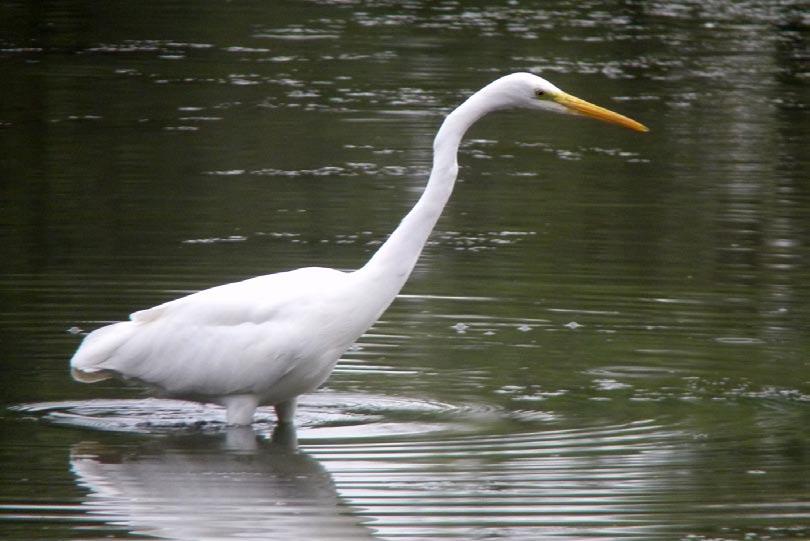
[71,267,350,396]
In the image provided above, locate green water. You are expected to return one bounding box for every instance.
[1,1,809,540]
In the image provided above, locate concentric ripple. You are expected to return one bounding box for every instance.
[10,391,503,440]
[8,393,810,540]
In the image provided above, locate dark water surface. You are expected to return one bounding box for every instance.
[2,1,809,540]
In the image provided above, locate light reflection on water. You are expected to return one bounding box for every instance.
[1,0,809,540]
[11,396,808,541]
[8,400,684,540]
[68,427,376,541]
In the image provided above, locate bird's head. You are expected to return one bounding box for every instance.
[483,72,649,133]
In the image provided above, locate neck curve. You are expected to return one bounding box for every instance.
[357,87,494,300]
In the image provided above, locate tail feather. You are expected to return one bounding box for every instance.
[70,321,136,383]
[71,367,116,383]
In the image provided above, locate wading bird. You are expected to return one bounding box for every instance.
[71,73,648,425]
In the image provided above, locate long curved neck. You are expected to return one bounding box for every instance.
[357,89,494,296]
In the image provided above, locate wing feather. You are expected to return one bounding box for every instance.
[71,267,349,397]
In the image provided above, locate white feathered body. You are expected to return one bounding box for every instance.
[70,266,392,408]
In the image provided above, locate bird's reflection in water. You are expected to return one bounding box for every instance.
[70,425,376,540]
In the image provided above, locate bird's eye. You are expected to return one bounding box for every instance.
[535,89,545,97]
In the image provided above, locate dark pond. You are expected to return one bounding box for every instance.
[1,1,809,540]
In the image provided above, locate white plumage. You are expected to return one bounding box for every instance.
[70,73,647,425]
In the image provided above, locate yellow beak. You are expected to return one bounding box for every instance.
[553,92,649,133]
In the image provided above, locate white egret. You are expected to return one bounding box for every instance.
[70,73,648,425]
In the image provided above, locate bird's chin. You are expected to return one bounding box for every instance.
[530,100,569,116]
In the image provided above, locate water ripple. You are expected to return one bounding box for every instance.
[10,392,504,440]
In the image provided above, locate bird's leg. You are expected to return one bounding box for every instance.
[271,423,298,449]
[221,394,259,426]
[274,398,297,424]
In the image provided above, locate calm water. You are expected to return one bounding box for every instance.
[1,1,809,540]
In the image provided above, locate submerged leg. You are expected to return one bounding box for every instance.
[271,423,298,449]
[221,394,259,426]
[274,398,298,424]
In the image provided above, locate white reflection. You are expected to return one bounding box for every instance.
[70,426,376,540]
